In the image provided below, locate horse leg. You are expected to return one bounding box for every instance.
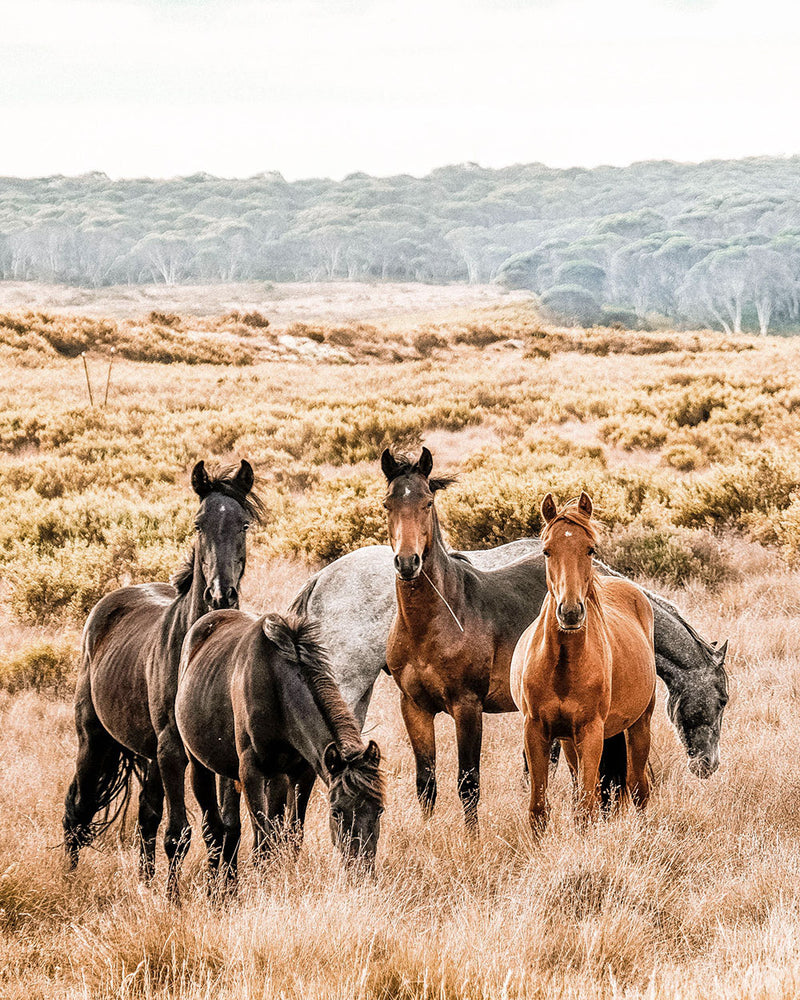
[598,732,629,812]
[136,761,164,882]
[626,690,656,809]
[187,754,225,885]
[574,718,605,826]
[63,677,129,870]
[239,748,269,864]
[400,695,437,818]
[157,726,191,903]
[453,697,483,833]
[524,717,552,836]
[289,764,317,854]
[219,777,241,886]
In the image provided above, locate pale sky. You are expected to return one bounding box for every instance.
[2,0,799,180]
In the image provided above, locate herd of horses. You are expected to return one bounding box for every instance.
[62,449,730,901]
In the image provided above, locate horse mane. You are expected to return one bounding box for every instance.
[289,573,318,617]
[201,464,266,523]
[383,451,457,494]
[262,613,365,756]
[541,498,599,549]
[170,550,195,595]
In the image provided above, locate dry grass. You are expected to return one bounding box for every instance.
[2,289,800,997]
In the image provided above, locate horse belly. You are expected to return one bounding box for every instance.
[607,632,656,736]
[91,645,157,758]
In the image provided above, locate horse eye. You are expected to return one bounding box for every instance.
[588,547,595,556]
[242,523,250,532]
[543,549,550,558]
[382,501,391,510]
[426,501,433,509]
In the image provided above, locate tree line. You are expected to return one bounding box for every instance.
[1,157,799,332]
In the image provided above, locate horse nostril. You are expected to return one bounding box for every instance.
[227,587,238,606]
[394,555,401,572]
[412,554,420,569]
[203,586,213,605]
[557,602,565,618]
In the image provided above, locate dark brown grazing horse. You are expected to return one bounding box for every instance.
[511,493,656,829]
[382,446,572,831]
[175,611,384,882]
[63,460,262,899]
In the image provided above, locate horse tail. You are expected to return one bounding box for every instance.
[288,572,320,618]
[63,637,146,862]
[598,732,627,811]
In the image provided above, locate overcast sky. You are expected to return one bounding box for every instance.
[1,0,799,180]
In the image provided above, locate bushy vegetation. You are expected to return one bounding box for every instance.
[2,306,800,626]
[0,638,77,694]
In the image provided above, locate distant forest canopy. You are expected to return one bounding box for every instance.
[2,157,800,333]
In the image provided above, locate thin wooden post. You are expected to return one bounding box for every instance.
[81,352,94,406]
[104,347,116,406]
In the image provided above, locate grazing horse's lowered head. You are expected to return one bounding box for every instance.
[182,459,264,611]
[324,740,384,871]
[660,637,729,778]
[380,447,456,581]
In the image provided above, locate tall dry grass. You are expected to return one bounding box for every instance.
[2,300,800,997]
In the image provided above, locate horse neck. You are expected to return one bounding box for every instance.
[170,543,209,638]
[274,653,364,780]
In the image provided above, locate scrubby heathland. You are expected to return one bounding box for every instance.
[1,299,800,998]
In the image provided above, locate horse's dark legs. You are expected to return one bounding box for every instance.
[598,732,629,812]
[157,727,191,902]
[400,695,437,817]
[290,765,316,848]
[136,761,164,882]
[218,778,241,882]
[188,753,225,881]
[239,747,269,861]
[63,678,125,869]
[453,697,483,833]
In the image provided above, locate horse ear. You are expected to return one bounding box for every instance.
[715,639,729,661]
[324,742,345,776]
[363,740,381,765]
[578,491,593,517]
[541,493,557,524]
[381,449,400,482]
[191,460,212,498]
[233,459,254,495]
[417,446,433,478]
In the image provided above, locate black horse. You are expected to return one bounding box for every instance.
[176,611,385,884]
[63,460,262,900]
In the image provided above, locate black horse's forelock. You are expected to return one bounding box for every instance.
[200,464,266,523]
[331,752,386,810]
[383,451,457,493]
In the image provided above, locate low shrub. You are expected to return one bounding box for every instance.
[454,325,507,347]
[601,524,738,589]
[0,638,77,695]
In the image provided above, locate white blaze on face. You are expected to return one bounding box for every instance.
[565,530,572,536]
[404,486,410,497]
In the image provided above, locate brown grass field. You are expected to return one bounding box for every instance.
[2,287,800,998]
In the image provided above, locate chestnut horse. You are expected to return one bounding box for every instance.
[176,611,385,881]
[511,493,656,830]
[62,460,262,899]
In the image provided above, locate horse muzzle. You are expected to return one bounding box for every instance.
[556,601,585,631]
[687,748,719,779]
[204,583,239,610]
[394,553,421,581]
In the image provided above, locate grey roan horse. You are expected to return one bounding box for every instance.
[63,460,262,899]
[175,610,385,883]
